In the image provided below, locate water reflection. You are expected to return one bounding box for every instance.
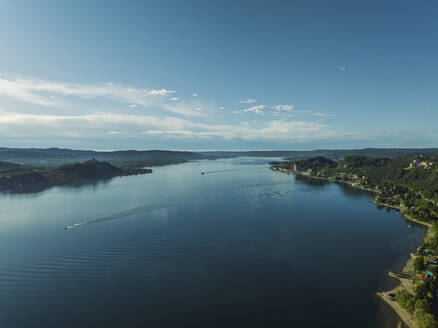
[293,174,329,188]
[0,158,426,328]
[0,176,114,196]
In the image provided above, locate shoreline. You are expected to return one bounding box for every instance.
[276,168,433,328]
[376,217,432,328]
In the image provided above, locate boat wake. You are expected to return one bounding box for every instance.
[64,179,293,230]
[200,169,234,175]
[65,222,88,229]
[64,191,206,230]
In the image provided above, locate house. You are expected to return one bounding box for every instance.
[409,159,433,169]
[409,160,420,168]
[420,161,433,168]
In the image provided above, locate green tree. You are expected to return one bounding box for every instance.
[414,308,438,328]
[415,281,434,300]
[415,299,431,313]
[414,256,426,272]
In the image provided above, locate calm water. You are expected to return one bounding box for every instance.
[0,158,424,327]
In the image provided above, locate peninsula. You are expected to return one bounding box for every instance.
[0,159,152,193]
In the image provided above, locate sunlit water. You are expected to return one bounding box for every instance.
[0,158,423,327]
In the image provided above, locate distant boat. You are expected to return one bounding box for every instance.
[201,172,205,175]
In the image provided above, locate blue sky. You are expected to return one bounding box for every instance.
[0,0,437,150]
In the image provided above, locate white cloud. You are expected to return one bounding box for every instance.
[141,130,213,138]
[0,76,59,106]
[339,66,347,71]
[0,73,340,147]
[294,110,311,115]
[0,73,211,117]
[290,110,330,117]
[192,93,198,97]
[273,112,293,118]
[237,98,256,104]
[273,104,295,112]
[0,109,336,142]
[232,105,266,115]
[242,105,266,114]
[160,103,209,117]
[232,105,267,114]
[0,73,175,101]
[147,89,175,96]
[141,119,332,141]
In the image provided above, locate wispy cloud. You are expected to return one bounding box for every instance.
[0,73,207,117]
[273,104,295,112]
[338,66,347,71]
[234,104,266,115]
[237,98,256,104]
[0,76,59,107]
[287,110,331,117]
[4,108,437,148]
[192,93,198,97]
[243,105,266,114]
[0,73,340,147]
[0,109,336,142]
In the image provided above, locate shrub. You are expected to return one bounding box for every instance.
[395,290,416,313]
[414,308,438,328]
[415,299,431,313]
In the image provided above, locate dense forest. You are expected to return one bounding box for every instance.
[279,154,438,203]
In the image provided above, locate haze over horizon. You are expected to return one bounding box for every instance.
[1,0,437,150]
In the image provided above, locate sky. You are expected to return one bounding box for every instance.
[0,0,437,151]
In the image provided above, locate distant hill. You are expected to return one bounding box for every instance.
[1,147,438,166]
[0,148,203,166]
[200,148,438,160]
[0,161,22,169]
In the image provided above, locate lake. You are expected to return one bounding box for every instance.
[0,157,424,327]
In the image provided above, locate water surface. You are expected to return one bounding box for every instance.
[0,158,424,327]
